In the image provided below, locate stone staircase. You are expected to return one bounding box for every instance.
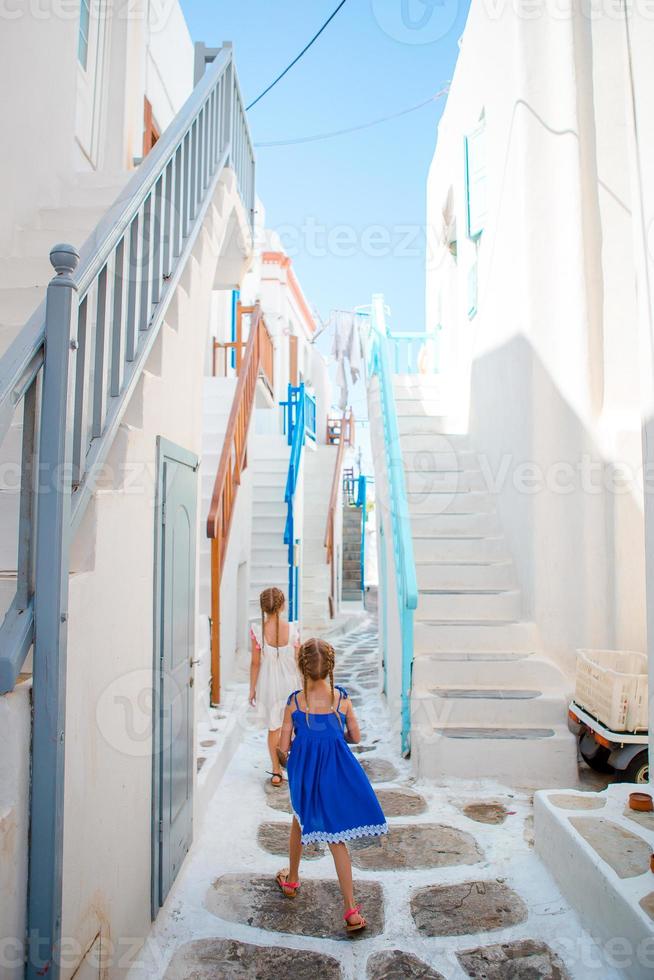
[302,444,339,633]
[342,502,363,600]
[248,434,290,625]
[369,374,577,788]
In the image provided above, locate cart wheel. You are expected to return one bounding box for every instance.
[580,745,613,774]
[618,752,649,785]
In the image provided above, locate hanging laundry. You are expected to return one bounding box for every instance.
[332,311,364,409]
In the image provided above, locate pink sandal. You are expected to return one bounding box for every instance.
[276,868,300,899]
[344,904,366,933]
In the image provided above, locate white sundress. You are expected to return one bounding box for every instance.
[250,621,301,731]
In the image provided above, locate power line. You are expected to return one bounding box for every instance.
[246,0,350,111]
[254,88,449,147]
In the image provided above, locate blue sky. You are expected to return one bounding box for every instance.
[180,0,470,334]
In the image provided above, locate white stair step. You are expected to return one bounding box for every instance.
[413,619,538,654]
[253,501,286,517]
[398,416,466,435]
[404,469,485,493]
[411,724,577,788]
[413,689,566,728]
[416,589,521,621]
[411,512,499,537]
[253,486,286,504]
[416,561,514,591]
[408,491,494,515]
[412,536,508,562]
[400,433,470,453]
[403,449,478,472]
[412,654,571,692]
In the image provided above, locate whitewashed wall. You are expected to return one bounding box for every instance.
[0,0,194,249]
[425,2,648,675]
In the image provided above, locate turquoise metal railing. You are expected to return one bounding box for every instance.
[387,329,438,374]
[282,383,316,620]
[365,295,418,755]
[0,44,254,978]
[355,474,373,594]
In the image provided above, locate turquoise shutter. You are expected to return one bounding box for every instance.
[465,121,486,239]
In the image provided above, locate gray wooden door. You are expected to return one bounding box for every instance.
[153,439,198,911]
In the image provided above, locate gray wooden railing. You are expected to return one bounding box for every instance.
[0,44,254,979]
[0,44,254,695]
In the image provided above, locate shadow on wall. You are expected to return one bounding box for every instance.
[468,333,645,674]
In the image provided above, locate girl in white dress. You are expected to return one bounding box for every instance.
[249,587,301,786]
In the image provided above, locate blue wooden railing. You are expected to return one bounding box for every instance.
[282,383,316,620]
[355,474,372,594]
[365,295,418,756]
[0,44,254,978]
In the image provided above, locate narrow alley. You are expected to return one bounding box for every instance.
[128,614,620,980]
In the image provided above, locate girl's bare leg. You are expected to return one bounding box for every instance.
[328,842,361,923]
[267,728,281,780]
[288,817,303,882]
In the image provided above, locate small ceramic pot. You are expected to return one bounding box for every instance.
[629,791,653,812]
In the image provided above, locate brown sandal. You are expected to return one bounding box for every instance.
[267,771,283,787]
[276,868,300,899]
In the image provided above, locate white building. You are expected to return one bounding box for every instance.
[0,4,352,977]
[408,0,654,968]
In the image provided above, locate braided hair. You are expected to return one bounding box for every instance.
[259,587,285,657]
[296,637,338,727]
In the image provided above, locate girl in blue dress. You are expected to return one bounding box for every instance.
[275,637,387,933]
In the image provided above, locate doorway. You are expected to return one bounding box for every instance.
[152,438,199,913]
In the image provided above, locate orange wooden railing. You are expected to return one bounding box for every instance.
[206,302,273,703]
[324,410,355,618]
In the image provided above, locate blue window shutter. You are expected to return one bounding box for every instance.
[465,121,486,239]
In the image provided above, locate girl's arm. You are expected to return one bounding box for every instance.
[343,699,361,744]
[278,703,294,755]
[249,633,261,706]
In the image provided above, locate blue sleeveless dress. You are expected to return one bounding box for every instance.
[286,686,388,845]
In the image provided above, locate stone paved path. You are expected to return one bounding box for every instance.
[127,617,623,979]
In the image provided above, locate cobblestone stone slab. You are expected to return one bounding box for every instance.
[570,817,651,878]
[375,788,428,816]
[263,781,292,813]
[550,794,605,811]
[163,938,342,978]
[206,874,384,940]
[351,823,482,870]
[462,802,507,824]
[360,758,398,783]
[257,822,324,860]
[457,939,570,979]
[411,880,528,936]
[366,949,444,979]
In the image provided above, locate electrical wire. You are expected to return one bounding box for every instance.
[254,88,449,147]
[246,0,350,111]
